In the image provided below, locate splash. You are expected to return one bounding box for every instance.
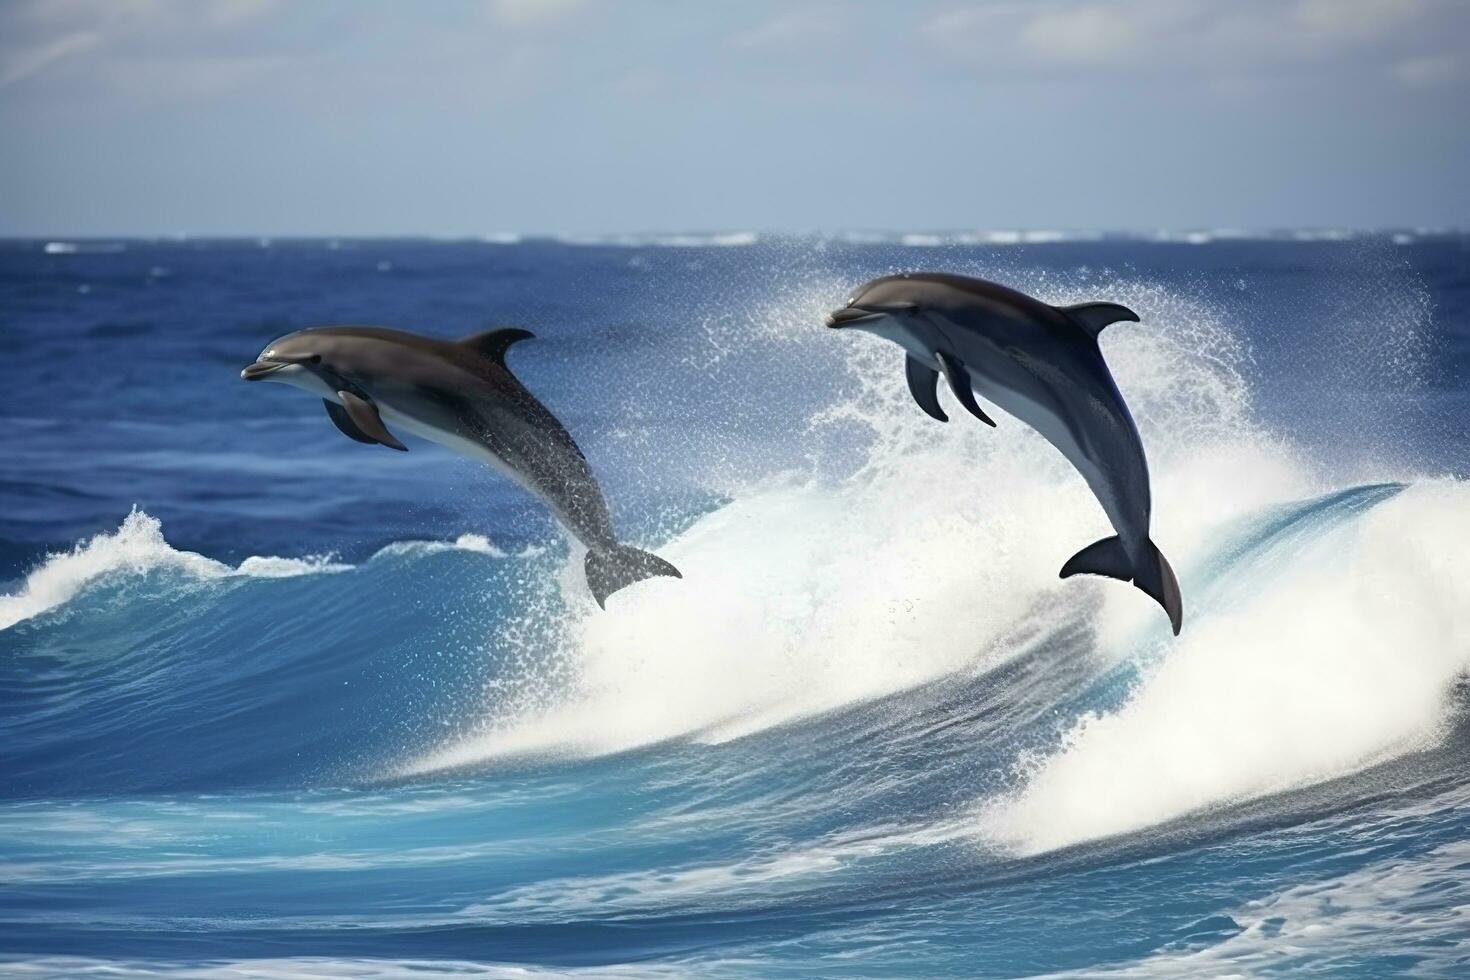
[373,534,545,561]
[405,269,1312,773]
[0,509,346,631]
[980,480,1470,854]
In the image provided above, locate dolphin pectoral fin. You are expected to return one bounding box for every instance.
[936,352,996,427]
[1060,302,1139,339]
[458,327,535,367]
[905,356,948,423]
[1061,535,1183,636]
[324,399,378,445]
[337,391,407,451]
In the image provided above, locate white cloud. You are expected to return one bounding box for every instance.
[920,0,1452,77]
[1020,4,1138,64]
[0,30,101,89]
[1394,53,1460,86]
[1294,0,1422,37]
[203,0,281,28]
[0,0,307,102]
[486,0,586,27]
[731,4,844,54]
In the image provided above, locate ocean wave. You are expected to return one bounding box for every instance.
[41,241,127,255]
[403,272,1302,773]
[1042,834,1470,977]
[0,957,675,979]
[899,230,1091,246]
[978,479,1470,855]
[837,229,1423,246]
[554,232,760,248]
[456,817,974,917]
[0,509,347,631]
[0,516,554,632]
[372,533,544,561]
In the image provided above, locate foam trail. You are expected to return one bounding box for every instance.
[0,509,346,631]
[1039,834,1470,977]
[0,958,677,979]
[980,480,1470,855]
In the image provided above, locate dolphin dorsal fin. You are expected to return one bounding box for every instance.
[1060,302,1139,339]
[459,327,535,366]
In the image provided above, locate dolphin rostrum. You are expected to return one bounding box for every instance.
[241,326,680,607]
[826,273,1182,634]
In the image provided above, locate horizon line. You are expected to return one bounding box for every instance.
[2,226,1464,245]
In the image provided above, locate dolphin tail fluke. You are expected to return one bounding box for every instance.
[585,545,682,609]
[1133,540,1183,635]
[1060,536,1183,635]
[1059,536,1132,581]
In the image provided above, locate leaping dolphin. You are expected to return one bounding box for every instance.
[241,326,680,607]
[826,273,1182,634]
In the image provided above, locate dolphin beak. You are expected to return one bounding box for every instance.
[826,307,881,329]
[241,360,288,381]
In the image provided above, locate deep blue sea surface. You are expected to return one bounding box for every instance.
[1,233,1468,977]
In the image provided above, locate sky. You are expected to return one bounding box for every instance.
[1,0,1467,236]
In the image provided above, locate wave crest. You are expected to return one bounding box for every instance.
[0,509,346,631]
[979,480,1470,854]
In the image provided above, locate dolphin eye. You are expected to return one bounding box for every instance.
[309,355,322,364]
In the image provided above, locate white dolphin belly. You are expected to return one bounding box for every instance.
[376,401,520,482]
[375,398,590,546]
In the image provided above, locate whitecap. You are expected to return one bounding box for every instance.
[0,509,348,631]
[978,479,1470,854]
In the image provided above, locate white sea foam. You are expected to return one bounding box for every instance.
[41,241,126,255]
[455,817,973,917]
[0,511,556,631]
[405,272,1312,773]
[899,230,1093,246]
[979,479,1470,855]
[372,533,543,561]
[0,957,674,979]
[1039,835,1470,977]
[556,231,759,248]
[0,509,347,631]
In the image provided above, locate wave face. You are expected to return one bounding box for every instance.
[2,236,1468,977]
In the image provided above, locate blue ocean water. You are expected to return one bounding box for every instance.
[1,233,1468,977]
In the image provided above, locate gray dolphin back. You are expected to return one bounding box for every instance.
[244,323,683,609]
[454,329,683,607]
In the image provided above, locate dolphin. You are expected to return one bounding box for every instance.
[241,325,680,607]
[826,273,1182,634]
